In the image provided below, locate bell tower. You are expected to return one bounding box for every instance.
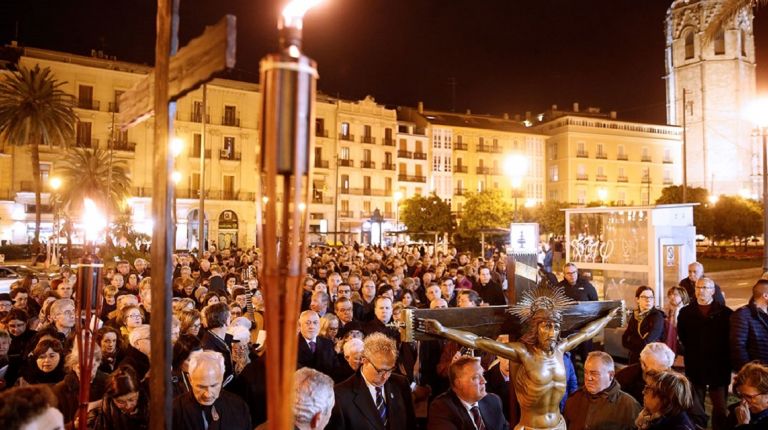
[665,0,757,196]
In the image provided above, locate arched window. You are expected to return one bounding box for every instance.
[741,29,747,56]
[684,30,695,59]
[714,28,725,55]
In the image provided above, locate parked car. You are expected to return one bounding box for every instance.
[0,266,23,293]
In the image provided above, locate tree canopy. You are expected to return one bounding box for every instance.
[398,193,453,239]
[0,65,76,249]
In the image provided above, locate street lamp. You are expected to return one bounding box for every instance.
[746,98,768,272]
[505,154,529,222]
[49,177,62,266]
[393,190,403,238]
[171,170,182,248]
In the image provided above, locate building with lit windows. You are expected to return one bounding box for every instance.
[0,46,689,249]
[536,104,682,205]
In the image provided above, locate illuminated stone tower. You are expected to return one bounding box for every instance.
[665,0,757,196]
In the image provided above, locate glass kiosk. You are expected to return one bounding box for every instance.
[564,204,697,358]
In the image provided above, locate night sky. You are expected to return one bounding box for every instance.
[1,0,766,124]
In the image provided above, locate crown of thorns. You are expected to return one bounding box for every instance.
[508,286,576,324]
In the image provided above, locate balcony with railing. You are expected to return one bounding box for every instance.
[77,99,100,111]
[454,165,468,173]
[641,176,652,184]
[477,144,503,153]
[361,135,375,144]
[314,159,330,169]
[413,151,427,160]
[397,150,412,158]
[617,176,628,182]
[190,112,211,123]
[454,142,468,151]
[454,187,467,196]
[220,150,241,161]
[338,210,354,218]
[175,189,256,201]
[315,128,329,138]
[617,154,628,161]
[108,102,121,113]
[596,174,608,182]
[382,163,396,171]
[112,141,136,152]
[361,160,376,169]
[663,157,673,164]
[476,166,492,175]
[596,152,608,159]
[576,150,589,158]
[382,138,395,146]
[398,174,426,183]
[190,149,212,158]
[75,138,98,148]
[221,116,241,127]
[641,155,652,162]
[663,178,673,185]
[576,174,589,181]
[338,159,354,167]
[311,196,334,205]
[339,134,355,142]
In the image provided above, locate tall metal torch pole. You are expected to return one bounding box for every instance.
[259,2,321,429]
[762,127,768,273]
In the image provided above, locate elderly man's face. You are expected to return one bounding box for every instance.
[584,357,614,394]
[361,351,396,387]
[453,361,487,404]
[299,312,320,340]
[337,285,352,300]
[374,298,393,324]
[190,364,223,406]
[54,304,76,329]
[695,279,715,305]
[688,264,703,282]
[344,347,363,371]
[335,302,354,323]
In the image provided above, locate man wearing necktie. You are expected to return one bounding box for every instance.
[427,356,509,430]
[328,332,416,429]
[297,310,338,377]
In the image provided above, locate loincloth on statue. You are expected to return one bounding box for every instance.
[513,416,566,430]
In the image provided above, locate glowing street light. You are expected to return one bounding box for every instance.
[170,137,184,157]
[505,154,529,222]
[597,188,608,203]
[708,194,719,205]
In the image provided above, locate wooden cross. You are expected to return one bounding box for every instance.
[118,5,236,429]
[403,300,625,343]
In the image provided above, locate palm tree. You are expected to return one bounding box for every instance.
[705,0,766,41]
[0,65,77,251]
[56,147,132,218]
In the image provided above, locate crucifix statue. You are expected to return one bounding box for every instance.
[408,287,623,430]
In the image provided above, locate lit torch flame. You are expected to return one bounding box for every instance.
[82,198,106,243]
[281,0,323,31]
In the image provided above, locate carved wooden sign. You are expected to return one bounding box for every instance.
[119,15,237,129]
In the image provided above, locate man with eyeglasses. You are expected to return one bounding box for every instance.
[335,297,362,340]
[49,299,75,339]
[680,261,725,305]
[678,277,733,430]
[328,332,416,430]
[556,262,598,302]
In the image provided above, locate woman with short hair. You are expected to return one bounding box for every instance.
[636,370,695,430]
[728,361,768,429]
[623,286,666,364]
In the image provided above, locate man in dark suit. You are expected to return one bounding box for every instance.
[328,332,416,430]
[680,261,725,305]
[296,310,339,378]
[207,264,226,295]
[473,267,506,306]
[428,355,509,430]
[362,296,399,341]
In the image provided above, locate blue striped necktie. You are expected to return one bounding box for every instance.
[375,386,388,427]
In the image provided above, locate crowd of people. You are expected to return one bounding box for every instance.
[0,244,766,429]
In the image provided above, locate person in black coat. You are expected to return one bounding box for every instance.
[730,280,768,372]
[297,310,339,377]
[199,303,234,386]
[229,352,267,427]
[172,350,251,430]
[677,277,732,430]
[473,267,506,306]
[328,332,416,430]
[557,263,598,302]
[622,286,666,364]
[362,296,400,342]
[680,262,725,305]
[427,356,509,430]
